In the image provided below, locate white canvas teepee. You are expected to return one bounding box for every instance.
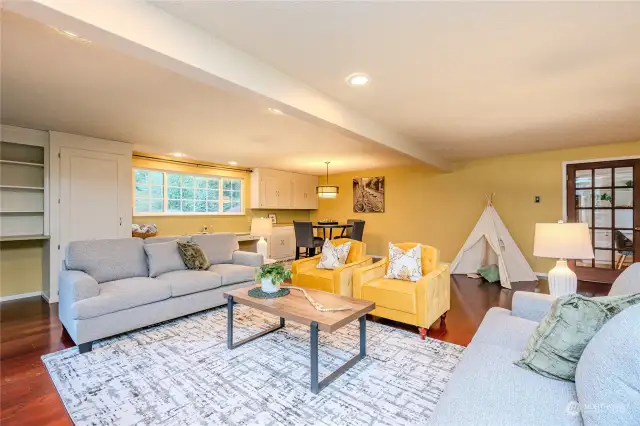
[450,195,537,289]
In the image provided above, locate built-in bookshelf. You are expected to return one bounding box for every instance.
[0,140,46,238]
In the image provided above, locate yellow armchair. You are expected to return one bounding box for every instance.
[292,239,373,297]
[353,242,450,339]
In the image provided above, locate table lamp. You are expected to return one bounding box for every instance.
[533,221,594,297]
[251,218,273,261]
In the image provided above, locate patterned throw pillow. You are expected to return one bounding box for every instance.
[316,239,352,270]
[515,293,640,381]
[385,243,423,281]
[177,241,211,270]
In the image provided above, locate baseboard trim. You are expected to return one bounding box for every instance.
[41,292,51,303]
[0,291,43,303]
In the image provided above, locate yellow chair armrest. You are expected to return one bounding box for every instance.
[415,263,451,328]
[291,255,321,283]
[333,256,373,297]
[353,258,388,299]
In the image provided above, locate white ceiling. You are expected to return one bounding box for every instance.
[153,1,640,160]
[0,11,417,174]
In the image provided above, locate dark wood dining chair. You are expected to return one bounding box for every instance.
[293,221,324,260]
[336,219,365,241]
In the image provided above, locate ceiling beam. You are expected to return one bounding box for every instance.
[4,0,451,171]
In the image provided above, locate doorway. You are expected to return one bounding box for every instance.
[566,159,639,283]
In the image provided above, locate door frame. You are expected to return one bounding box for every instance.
[48,132,132,303]
[562,155,640,283]
[562,155,640,221]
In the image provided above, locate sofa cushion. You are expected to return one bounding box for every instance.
[361,278,416,314]
[66,238,148,283]
[70,277,171,320]
[155,270,222,297]
[208,264,257,286]
[295,268,334,293]
[427,341,582,426]
[471,307,539,351]
[144,235,191,245]
[575,304,640,426]
[143,240,186,278]
[190,233,239,265]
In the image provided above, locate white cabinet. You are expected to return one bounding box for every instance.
[268,226,295,260]
[251,168,317,210]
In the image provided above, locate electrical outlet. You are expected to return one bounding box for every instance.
[535,196,541,203]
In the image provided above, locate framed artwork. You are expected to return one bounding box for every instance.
[353,177,385,213]
[268,213,277,224]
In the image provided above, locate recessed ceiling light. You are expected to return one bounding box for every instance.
[50,26,91,44]
[171,152,186,158]
[268,108,283,115]
[346,73,370,86]
[228,161,238,166]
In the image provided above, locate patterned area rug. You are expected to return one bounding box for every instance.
[43,306,464,426]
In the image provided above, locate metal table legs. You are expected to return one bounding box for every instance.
[310,315,367,394]
[226,297,368,394]
[226,296,285,349]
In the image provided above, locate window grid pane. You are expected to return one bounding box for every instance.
[134,170,241,215]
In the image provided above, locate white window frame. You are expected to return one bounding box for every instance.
[133,168,244,216]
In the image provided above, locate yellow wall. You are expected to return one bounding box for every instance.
[132,157,310,235]
[312,140,640,273]
[0,241,44,297]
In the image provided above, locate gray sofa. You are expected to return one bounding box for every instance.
[428,264,640,426]
[59,233,263,353]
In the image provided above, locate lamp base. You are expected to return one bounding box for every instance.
[548,259,577,298]
[256,237,268,262]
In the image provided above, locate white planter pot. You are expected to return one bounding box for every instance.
[261,277,280,293]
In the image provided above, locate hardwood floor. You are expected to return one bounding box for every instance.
[0,276,610,426]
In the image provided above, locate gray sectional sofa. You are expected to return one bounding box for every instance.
[428,263,640,426]
[59,233,263,353]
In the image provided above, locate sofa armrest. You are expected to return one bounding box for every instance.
[353,258,387,299]
[333,256,374,297]
[416,263,451,328]
[58,270,99,305]
[232,250,264,267]
[511,291,555,322]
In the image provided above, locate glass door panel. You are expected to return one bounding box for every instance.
[567,160,639,283]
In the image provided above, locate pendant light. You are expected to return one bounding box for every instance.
[316,161,339,198]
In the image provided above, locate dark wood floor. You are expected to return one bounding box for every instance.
[0,276,610,426]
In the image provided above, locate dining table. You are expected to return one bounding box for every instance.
[313,223,353,240]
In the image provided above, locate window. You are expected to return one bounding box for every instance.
[134,169,243,215]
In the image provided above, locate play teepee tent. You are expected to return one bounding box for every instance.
[450,195,537,289]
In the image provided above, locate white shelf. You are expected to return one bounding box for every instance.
[0,160,45,167]
[0,234,50,242]
[0,185,45,191]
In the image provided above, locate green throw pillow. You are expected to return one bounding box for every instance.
[478,264,500,283]
[515,293,640,381]
[177,241,211,270]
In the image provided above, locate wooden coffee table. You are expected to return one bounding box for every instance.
[223,286,375,394]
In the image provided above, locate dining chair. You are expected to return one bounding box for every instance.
[293,221,324,260]
[336,219,365,241]
[615,230,633,269]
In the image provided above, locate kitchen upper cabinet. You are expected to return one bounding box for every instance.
[251,168,318,210]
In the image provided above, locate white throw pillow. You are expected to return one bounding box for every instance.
[316,239,352,270]
[385,243,423,281]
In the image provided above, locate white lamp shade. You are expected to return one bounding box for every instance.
[250,218,273,237]
[533,222,594,260]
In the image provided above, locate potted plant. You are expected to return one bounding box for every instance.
[256,264,292,293]
[599,192,612,207]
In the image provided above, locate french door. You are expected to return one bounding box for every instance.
[566,159,640,283]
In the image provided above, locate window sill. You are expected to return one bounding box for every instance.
[134,211,246,217]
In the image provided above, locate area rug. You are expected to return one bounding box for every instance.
[42,305,464,426]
